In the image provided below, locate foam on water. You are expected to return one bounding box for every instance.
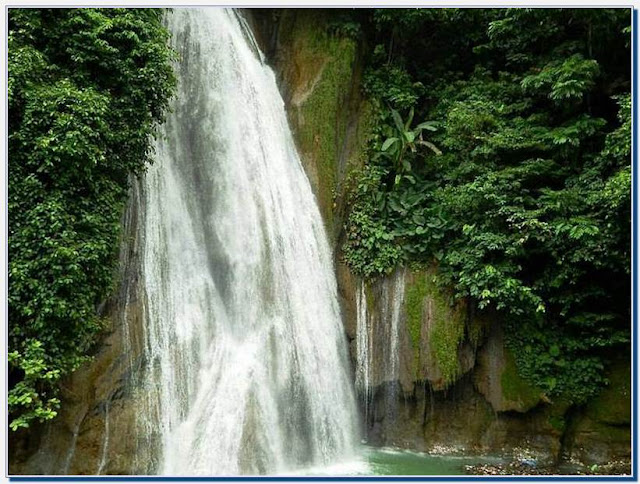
[135,8,359,475]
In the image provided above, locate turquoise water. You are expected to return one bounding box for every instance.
[285,446,504,476]
[364,447,484,475]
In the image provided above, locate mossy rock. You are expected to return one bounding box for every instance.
[275,11,369,241]
[584,359,631,426]
[406,269,466,388]
[542,397,572,434]
[474,324,542,413]
[500,348,543,412]
[571,414,631,464]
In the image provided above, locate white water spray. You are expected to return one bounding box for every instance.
[136,8,359,475]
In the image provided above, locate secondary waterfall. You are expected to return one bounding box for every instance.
[136,8,359,475]
[355,269,406,432]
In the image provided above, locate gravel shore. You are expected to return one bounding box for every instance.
[464,460,631,476]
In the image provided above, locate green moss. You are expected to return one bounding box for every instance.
[405,269,465,386]
[501,349,542,411]
[585,361,631,426]
[430,296,465,386]
[284,11,359,237]
[467,317,485,349]
[548,414,565,432]
[364,281,375,315]
[581,419,631,443]
[546,397,572,432]
[405,272,427,376]
[405,272,427,351]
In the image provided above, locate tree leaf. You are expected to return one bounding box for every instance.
[381,137,399,151]
[416,140,442,155]
[391,108,404,133]
[404,107,415,131]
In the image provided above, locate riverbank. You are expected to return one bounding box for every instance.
[464,459,632,476]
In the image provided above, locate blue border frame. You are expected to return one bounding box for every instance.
[5,6,638,483]
[632,7,638,483]
[5,475,640,482]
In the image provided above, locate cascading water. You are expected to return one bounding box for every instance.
[382,269,406,422]
[384,269,406,392]
[136,8,359,475]
[355,282,372,422]
[354,269,406,433]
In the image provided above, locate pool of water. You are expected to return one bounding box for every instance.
[283,446,504,476]
[364,446,495,475]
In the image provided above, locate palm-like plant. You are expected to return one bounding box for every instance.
[380,107,441,182]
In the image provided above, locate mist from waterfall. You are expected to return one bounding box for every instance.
[135,8,359,475]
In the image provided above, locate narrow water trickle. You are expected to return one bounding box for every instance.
[96,400,110,475]
[384,269,406,421]
[355,269,406,435]
[355,281,371,423]
[133,8,359,475]
[62,412,84,475]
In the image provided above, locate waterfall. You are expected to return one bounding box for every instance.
[384,269,406,388]
[96,400,110,475]
[382,269,406,421]
[354,269,406,434]
[135,8,359,475]
[355,282,371,423]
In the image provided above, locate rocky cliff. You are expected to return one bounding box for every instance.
[9,9,630,475]
[9,182,157,475]
[254,8,631,467]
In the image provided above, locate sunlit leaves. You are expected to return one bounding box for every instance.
[521,54,600,102]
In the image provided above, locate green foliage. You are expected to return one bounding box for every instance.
[363,66,424,110]
[343,164,404,277]
[8,341,61,431]
[343,105,445,277]
[521,54,599,102]
[500,348,542,411]
[344,8,630,403]
[8,8,175,430]
[380,108,440,182]
[327,11,362,39]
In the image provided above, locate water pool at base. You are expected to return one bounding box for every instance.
[282,446,504,476]
[364,447,490,475]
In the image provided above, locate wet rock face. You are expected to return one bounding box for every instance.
[473,323,542,413]
[341,267,630,467]
[250,9,372,245]
[10,183,155,476]
[567,358,631,464]
[364,376,562,464]
[348,268,555,461]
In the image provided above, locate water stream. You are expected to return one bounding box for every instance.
[135,8,359,475]
[355,269,406,433]
[355,281,372,422]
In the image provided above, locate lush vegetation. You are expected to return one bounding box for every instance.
[342,9,631,403]
[8,8,175,430]
[6,7,631,432]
